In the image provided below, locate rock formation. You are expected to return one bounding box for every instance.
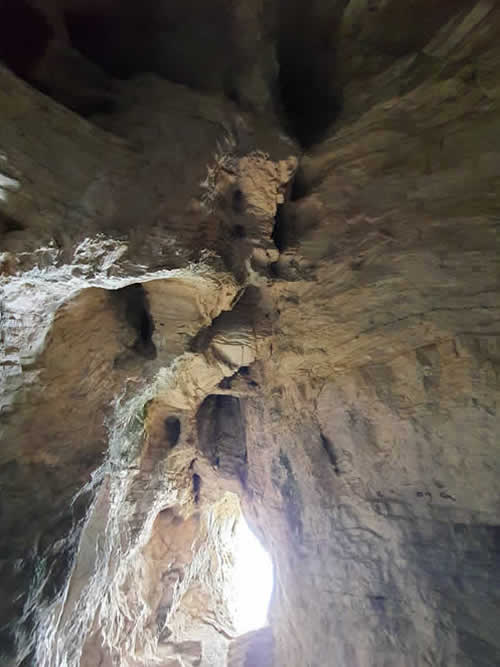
[1,1,499,665]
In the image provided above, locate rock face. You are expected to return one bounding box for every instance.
[228,628,274,667]
[1,1,499,666]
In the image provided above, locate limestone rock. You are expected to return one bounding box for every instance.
[0,2,499,666]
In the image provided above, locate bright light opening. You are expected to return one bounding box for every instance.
[231,514,274,635]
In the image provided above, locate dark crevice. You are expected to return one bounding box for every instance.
[232,188,245,214]
[269,262,280,278]
[271,203,288,253]
[192,474,201,503]
[64,4,236,92]
[277,63,342,149]
[232,223,247,239]
[290,167,309,201]
[276,450,303,539]
[196,395,247,483]
[0,212,25,235]
[61,95,116,119]
[320,432,340,475]
[275,5,343,148]
[165,417,181,447]
[0,0,53,79]
[64,10,138,80]
[0,2,115,118]
[114,284,157,359]
[226,86,241,105]
[217,364,254,390]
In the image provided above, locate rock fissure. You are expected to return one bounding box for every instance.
[1,2,500,666]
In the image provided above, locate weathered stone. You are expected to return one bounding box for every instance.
[0,2,499,666]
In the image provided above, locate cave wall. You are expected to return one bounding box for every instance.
[1,1,499,666]
[241,345,499,665]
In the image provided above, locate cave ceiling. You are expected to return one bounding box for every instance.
[0,1,499,666]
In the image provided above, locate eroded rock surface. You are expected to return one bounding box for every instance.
[1,1,499,666]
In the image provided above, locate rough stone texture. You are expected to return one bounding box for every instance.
[228,628,274,667]
[1,1,499,666]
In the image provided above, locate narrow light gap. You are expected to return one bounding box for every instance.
[230,512,274,635]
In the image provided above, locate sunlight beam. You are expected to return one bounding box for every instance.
[231,515,274,635]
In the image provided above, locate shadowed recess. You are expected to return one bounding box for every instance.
[165,416,181,447]
[276,1,342,147]
[113,284,157,359]
[0,0,53,78]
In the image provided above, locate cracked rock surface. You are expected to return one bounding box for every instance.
[1,1,499,666]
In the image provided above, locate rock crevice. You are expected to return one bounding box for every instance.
[1,2,499,666]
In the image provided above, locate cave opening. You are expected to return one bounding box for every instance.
[228,499,274,636]
[117,283,157,359]
[275,4,342,148]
